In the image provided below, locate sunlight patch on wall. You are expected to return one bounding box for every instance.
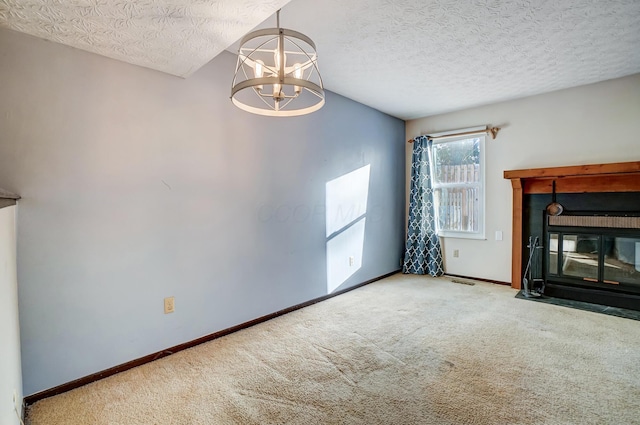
[326,164,371,293]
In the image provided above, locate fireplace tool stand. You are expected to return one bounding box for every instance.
[522,236,545,298]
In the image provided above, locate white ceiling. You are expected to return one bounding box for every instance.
[1,0,639,120]
[0,0,290,77]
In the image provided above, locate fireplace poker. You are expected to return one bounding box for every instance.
[522,236,543,298]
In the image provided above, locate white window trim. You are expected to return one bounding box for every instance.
[429,126,486,240]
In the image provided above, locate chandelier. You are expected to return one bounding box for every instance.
[231,10,325,117]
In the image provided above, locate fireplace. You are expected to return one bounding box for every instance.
[504,161,640,311]
[544,214,640,310]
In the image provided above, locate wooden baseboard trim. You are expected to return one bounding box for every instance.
[24,269,400,406]
[445,273,510,286]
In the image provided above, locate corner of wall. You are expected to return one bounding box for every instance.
[0,205,23,425]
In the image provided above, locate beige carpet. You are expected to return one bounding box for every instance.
[27,274,640,424]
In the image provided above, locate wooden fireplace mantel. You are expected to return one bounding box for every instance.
[503,161,640,289]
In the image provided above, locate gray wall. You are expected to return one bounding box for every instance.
[0,28,406,395]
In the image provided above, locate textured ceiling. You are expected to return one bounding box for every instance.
[1,0,639,119]
[266,0,640,119]
[0,0,291,77]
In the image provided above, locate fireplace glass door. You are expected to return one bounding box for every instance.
[603,236,640,286]
[543,211,640,310]
[562,234,600,281]
[547,231,640,291]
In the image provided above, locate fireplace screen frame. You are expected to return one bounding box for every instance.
[545,218,640,295]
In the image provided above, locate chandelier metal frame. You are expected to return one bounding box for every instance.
[231,11,325,117]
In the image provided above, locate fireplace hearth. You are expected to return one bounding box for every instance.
[504,161,640,312]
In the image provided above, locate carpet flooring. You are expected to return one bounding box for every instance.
[27,274,640,424]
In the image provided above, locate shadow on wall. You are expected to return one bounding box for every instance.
[326,165,371,293]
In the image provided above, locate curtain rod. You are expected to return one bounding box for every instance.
[407,126,501,143]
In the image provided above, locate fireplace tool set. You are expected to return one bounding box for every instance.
[522,236,545,297]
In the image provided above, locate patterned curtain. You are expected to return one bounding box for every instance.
[403,136,444,276]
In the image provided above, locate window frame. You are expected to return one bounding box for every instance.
[429,132,486,240]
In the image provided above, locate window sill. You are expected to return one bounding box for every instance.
[438,231,486,240]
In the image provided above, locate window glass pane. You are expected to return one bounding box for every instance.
[432,138,481,185]
[562,234,599,281]
[431,136,483,237]
[603,236,640,286]
[548,233,559,275]
[434,186,479,232]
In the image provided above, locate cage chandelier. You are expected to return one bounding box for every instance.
[231,10,324,117]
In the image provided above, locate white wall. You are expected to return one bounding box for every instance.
[0,205,22,425]
[406,74,640,282]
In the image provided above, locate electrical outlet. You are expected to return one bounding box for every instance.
[348,256,355,266]
[164,296,175,314]
[453,249,459,258]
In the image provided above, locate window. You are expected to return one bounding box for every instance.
[430,135,485,239]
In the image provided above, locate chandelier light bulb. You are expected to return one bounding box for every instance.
[254,60,264,78]
[273,83,283,101]
[274,49,286,73]
[255,59,265,92]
